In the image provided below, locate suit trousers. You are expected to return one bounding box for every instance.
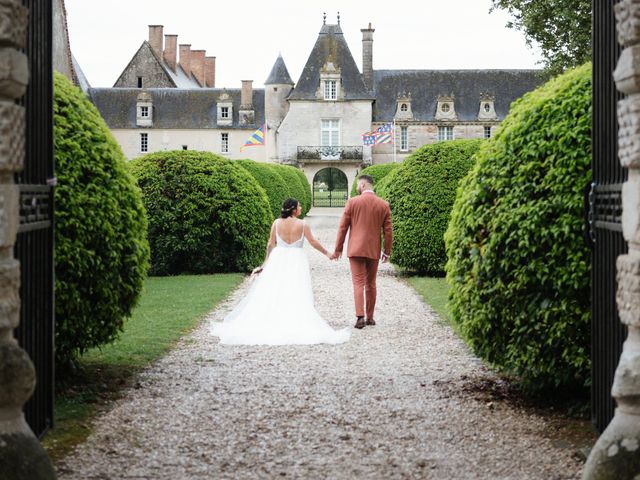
[349,256,380,320]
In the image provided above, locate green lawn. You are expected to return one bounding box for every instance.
[407,276,450,323]
[44,273,244,463]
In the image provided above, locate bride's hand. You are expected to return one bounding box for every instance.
[251,266,263,276]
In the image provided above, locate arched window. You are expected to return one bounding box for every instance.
[484,103,491,112]
[401,103,408,112]
[441,103,450,113]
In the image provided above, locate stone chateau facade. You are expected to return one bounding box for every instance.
[87,18,543,200]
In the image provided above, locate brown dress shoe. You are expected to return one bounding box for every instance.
[354,317,365,329]
[365,318,376,326]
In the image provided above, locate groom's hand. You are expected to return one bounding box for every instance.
[381,252,390,263]
[330,251,342,261]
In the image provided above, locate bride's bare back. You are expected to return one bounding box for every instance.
[276,217,305,244]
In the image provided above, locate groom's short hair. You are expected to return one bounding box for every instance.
[359,174,374,185]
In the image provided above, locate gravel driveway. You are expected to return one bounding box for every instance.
[57,210,584,479]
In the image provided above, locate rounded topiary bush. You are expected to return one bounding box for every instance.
[270,164,309,218]
[350,163,399,197]
[128,151,272,275]
[292,167,312,216]
[385,139,484,274]
[54,72,150,365]
[445,63,592,391]
[236,159,290,220]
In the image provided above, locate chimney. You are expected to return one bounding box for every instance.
[361,23,375,90]
[179,44,191,78]
[205,56,216,88]
[163,34,178,72]
[241,80,253,108]
[191,49,206,87]
[148,25,164,57]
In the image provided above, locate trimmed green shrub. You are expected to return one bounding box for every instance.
[269,164,309,218]
[350,163,399,197]
[445,63,592,391]
[128,151,272,275]
[54,72,150,365]
[384,139,484,274]
[235,159,290,220]
[292,167,312,216]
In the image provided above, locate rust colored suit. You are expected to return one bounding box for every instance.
[334,190,393,320]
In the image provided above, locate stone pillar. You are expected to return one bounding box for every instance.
[583,1,640,478]
[0,1,56,479]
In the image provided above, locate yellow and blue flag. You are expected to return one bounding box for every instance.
[240,124,266,151]
[361,123,393,145]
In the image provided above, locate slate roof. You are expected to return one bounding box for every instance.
[265,54,294,85]
[72,53,91,93]
[372,69,544,122]
[289,23,373,101]
[89,88,265,129]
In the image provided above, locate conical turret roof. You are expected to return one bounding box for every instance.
[265,54,294,85]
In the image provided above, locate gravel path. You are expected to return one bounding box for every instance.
[58,211,583,479]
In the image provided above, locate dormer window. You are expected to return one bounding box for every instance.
[395,94,414,120]
[401,103,408,112]
[478,95,498,120]
[217,93,233,126]
[435,95,457,121]
[136,91,153,127]
[324,80,337,100]
[319,61,341,101]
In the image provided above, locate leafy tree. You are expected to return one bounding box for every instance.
[491,0,591,75]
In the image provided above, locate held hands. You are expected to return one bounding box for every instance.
[381,252,390,263]
[329,251,342,261]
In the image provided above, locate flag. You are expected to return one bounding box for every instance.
[240,124,266,151]
[374,123,393,144]
[361,123,393,146]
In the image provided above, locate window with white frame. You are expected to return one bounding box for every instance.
[401,126,408,151]
[321,119,340,146]
[140,106,149,118]
[221,133,229,153]
[221,106,229,119]
[324,80,337,100]
[140,133,148,152]
[484,126,492,139]
[438,126,454,141]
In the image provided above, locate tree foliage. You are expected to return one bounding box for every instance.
[491,0,591,75]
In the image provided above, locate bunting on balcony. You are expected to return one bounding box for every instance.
[240,124,266,151]
[361,123,393,145]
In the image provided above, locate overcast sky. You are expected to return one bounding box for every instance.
[65,0,543,89]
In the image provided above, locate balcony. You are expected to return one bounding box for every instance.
[296,145,364,163]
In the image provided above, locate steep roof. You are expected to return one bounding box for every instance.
[289,23,373,101]
[372,69,544,122]
[88,88,265,129]
[265,54,294,85]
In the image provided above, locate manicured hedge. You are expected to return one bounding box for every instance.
[54,72,150,365]
[269,164,309,218]
[445,64,592,390]
[384,139,484,274]
[235,159,291,220]
[128,151,272,275]
[350,163,399,197]
[292,167,312,216]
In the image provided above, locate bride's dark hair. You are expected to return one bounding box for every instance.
[280,198,299,219]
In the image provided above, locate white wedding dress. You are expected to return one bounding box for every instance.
[210,221,350,345]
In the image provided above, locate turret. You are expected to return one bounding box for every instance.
[265,54,294,162]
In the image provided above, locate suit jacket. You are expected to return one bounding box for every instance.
[334,191,393,260]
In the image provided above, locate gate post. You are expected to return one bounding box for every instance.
[0,0,55,478]
[584,1,640,478]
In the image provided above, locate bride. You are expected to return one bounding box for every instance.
[210,198,350,345]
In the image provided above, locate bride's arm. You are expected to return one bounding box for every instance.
[303,223,330,258]
[265,221,277,260]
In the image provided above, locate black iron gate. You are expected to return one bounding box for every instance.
[590,0,628,433]
[313,167,348,207]
[14,0,55,438]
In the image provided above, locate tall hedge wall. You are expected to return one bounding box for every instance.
[445,64,592,390]
[54,72,150,365]
[128,151,272,275]
[383,139,484,274]
[269,164,309,218]
[292,167,312,216]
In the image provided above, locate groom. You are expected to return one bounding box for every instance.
[331,174,393,329]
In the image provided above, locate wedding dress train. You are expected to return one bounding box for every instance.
[210,224,350,345]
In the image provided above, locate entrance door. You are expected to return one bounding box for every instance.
[313,168,348,207]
